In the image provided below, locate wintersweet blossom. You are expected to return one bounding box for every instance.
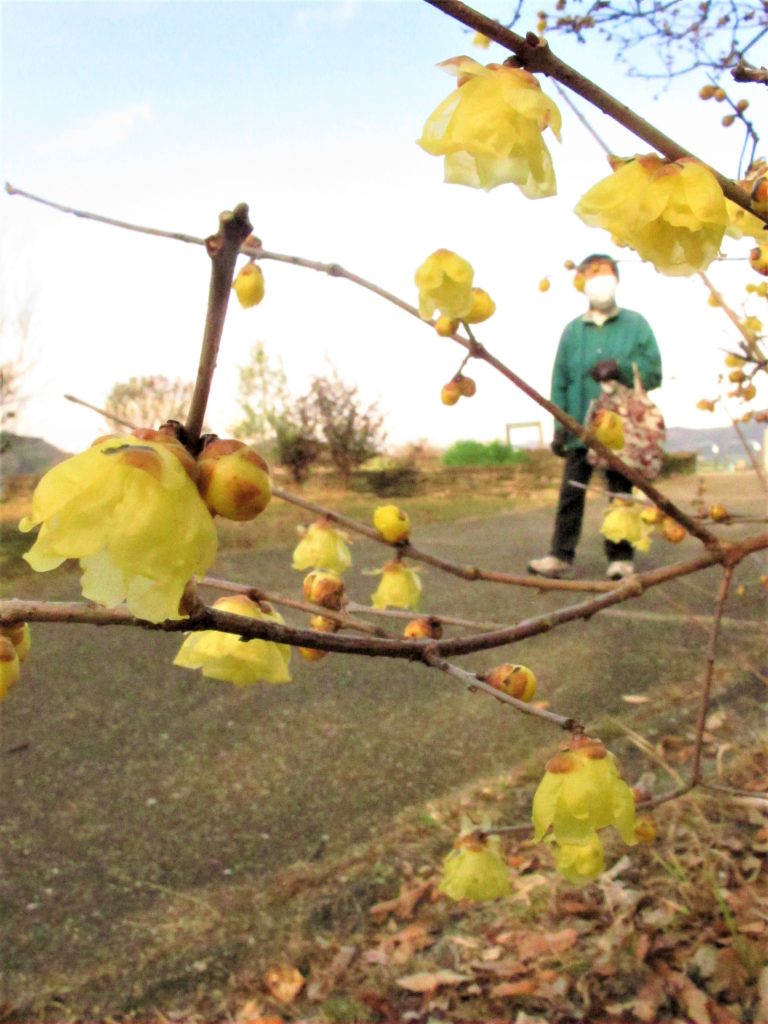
[553,834,606,885]
[0,637,20,700]
[600,500,654,553]
[418,56,561,197]
[439,830,511,901]
[20,436,217,623]
[532,738,637,848]
[174,595,291,685]
[575,155,728,276]
[291,520,351,574]
[414,249,474,321]
[371,561,422,610]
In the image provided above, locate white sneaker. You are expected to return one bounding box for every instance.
[527,555,575,579]
[606,560,635,581]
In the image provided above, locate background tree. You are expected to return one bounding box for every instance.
[0,297,34,455]
[103,375,194,433]
[268,396,322,484]
[230,340,291,446]
[307,367,387,483]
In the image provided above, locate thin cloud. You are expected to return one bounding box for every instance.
[293,2,358,31]
[36,102,152,155]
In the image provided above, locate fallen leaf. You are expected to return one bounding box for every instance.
[469,957,528,979]
[369,880,432,920]
[396,969,471,993]
[233,1001,282,1024]
[622,693,651,703]
[306,945,357,1002]
[489,979,537,997]
[481,945,504,961]
[263,965,304,1005]
[757,964,768,1024]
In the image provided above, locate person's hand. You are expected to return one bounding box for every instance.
[550,429,568,457]
[590,358,621,382]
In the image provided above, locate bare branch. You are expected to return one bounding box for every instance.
[690,566,733,784]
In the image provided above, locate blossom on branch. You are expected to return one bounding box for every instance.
[414,249,474,321]
[174,594,291,685]
[418,56,561,197]
[20,436,217,623]
[533,736,636,883]
[370,561,422,610]
[575,155,728,276]
[292,520,351,574]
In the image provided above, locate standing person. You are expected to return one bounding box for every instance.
[528,254,662,581]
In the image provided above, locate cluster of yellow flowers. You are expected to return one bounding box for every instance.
[418,60,766,278]
[601,498,687,551]
[0,623,31,700]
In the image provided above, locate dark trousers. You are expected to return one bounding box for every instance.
[551,448,634,563]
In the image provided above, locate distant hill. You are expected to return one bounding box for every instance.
[665,421,766,455]
[0,433,70,475]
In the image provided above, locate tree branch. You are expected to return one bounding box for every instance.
[689,566,733,784]
[185,204,253,444]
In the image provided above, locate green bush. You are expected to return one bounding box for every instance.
[442,439,531,467]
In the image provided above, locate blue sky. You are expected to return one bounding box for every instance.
[2,1,765,452]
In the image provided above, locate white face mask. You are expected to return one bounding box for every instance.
[584,274,617,309]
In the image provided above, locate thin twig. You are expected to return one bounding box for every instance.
[690,566,733,784]
[420,0,759,217]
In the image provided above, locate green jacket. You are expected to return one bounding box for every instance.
[551,308,662,450]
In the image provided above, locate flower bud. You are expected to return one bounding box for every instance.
[661,517,687,543]
[538,277,551,292]
[303,570,346,610]
[434,315,458,336]
[483,663,537,702]
[0,622,31,662]
[404,616,443,640]
[441,380,462,406]
[709,504,730,522]
[198,439,272,521]
[464,287,496,324]
[373,505,411,544]
[457,375,477,397]
[233,262,265,308]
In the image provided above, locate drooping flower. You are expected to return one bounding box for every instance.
[600,500,654,553]
[292,520,351,574]
[439,825,511,901]
[575,155,728,276]
[174,594,291,685]
[20,436,218,623]
[371,561,422,610]
[532,736,637,848]
[414,249,474,321]
[418,56,561,197]
[553,834,606,885]
[724,200,768,244]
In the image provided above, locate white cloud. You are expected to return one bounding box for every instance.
[293,2,358,31]
[36,102,152,156]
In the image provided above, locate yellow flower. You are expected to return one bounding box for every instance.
[373,504,411,544]
[600,500,654,552]
[0,636,21,700]
[724,199,768,244]
[592,409,625,450]
[553,834,606,885]
[418,56,561,197]
[576,155,728,276]
[414,249,474,321]
[21,437,217,623]
[472,31,491,49]
[292,520,351,574]
[174,594,291,685]
[371,561,422,610]
[532,738,637,847]
[439,830,511,901]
